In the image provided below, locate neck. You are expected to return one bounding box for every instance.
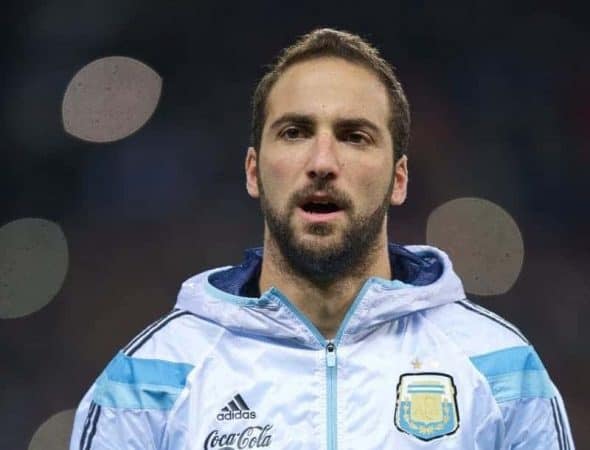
[258,232,392,340]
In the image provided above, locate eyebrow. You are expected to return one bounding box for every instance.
[268,113,384,139]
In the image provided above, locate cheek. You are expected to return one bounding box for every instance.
[259,157,298,203]
[263,150,306,183]
[266,159,293,182]
[353,163,393,203]
[361,158,388,183]
[275,145,309,168]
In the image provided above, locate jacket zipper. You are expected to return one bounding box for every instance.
[325,341,337,450]
[269,290,348,450]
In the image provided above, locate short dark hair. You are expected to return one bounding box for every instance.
[250,28,410,162]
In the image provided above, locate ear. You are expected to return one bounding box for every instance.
[245,146,260,198]
[390,155,408,206]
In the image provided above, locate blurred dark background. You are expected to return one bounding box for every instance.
[1,1,588,448]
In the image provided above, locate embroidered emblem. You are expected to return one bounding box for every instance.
[394,372,459,441]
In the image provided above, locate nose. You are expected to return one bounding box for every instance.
[306,131,340,181]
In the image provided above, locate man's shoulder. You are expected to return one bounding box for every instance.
[119,306,222,364]
[423,299,530,357]
[124,264,233,363]
[424,300,557,402]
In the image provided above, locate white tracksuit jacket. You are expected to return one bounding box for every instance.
[70,244,575,450]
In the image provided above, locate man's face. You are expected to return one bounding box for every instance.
[246,57,408,280]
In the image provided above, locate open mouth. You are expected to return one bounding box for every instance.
[297,193,346,222]
[300,201,341,214]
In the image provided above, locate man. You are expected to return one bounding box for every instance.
[71,28,575,449]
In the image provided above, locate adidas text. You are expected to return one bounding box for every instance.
[217,410,257,421]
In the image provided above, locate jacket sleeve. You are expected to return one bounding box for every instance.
[498,389,574,449]
[470,345,575,449]
[70,351,194,450]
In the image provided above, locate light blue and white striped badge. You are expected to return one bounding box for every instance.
[394,373,459,441]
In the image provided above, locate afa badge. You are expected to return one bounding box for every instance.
[394,373,459,441]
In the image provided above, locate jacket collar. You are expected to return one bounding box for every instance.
[208,243,443,297]
[175,243,465,348]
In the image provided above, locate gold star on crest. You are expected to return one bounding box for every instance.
[411,357,422,370]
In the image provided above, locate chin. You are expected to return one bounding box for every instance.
[296,230,345,250]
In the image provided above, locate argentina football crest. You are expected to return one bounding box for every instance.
[394,373,459,441]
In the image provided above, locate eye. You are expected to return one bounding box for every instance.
[280,126,308,140]
[343,131,371,145]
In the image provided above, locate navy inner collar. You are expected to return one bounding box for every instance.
[208,243,442,297]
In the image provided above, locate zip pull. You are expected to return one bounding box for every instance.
[326,342,337,367]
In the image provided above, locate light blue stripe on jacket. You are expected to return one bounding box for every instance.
[93,351,194,410]
[470,345,555,403]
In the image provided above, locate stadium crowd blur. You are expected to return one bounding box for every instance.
[1,1,588,448]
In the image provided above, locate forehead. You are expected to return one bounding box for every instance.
[265,57,391,130]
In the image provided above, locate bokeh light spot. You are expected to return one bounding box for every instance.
[28,409,75,450]
[62,56,162,143]
[0,218,69,318]
[426,197,524,296]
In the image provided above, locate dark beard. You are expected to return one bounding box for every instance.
[259,177,393,283]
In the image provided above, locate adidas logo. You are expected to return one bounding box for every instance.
[216,394,257,421]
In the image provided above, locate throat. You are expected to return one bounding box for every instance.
[262,247,367,339]
[304,289,354,339]
[259,232,392,339]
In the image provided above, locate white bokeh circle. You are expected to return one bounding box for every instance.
[62,56,162,143]
[28,409,76,450]
[426,197,524,296]
[0,218,69,318]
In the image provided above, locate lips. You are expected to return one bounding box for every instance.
[296,193,346,223]
[299,194,343,214]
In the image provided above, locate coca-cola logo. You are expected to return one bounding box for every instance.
[204,424,273,450]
